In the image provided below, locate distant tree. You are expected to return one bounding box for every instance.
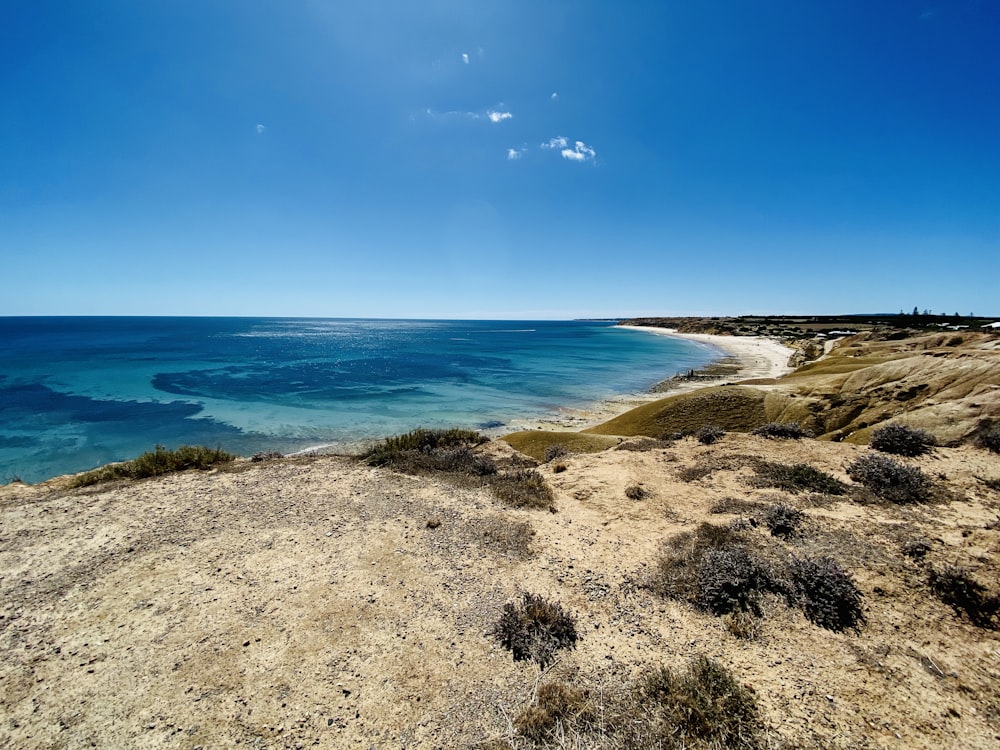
[912,306,919,316]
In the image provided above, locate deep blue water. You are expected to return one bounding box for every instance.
[0,318,722,483]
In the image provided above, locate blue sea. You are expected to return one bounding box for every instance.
[0,318,722,483]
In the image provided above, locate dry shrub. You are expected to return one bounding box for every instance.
[489,469,556,510]
[869,423,937,457]
[786,555,865,633]
[928,565,999,629]
[723,610,762,640]
[649,524,778,618]
[973,420,1000,453]
[515,681,595,742]
[902,537,933,560]
[543,444,568,462]
[625,483,650,500]
[636,656,763,749]
[710,497,765,515]
[481,516,535,557]
[552,463,567,474]
[251,450,283,462]
[697,548,778,617]
[648,523,745,603]
[492,593,579,668]
[752,461,847,495]
[846,453,930,503]
[695,425,726,445]
[760,503,805,539]
[751,422,811,439]
[615,437,676,452]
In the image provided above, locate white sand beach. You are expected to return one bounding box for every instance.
[617,325,796,381]
[503,326,796,433]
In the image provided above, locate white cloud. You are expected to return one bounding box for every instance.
[255,123,266,134]
[551,92,558,100]
[543,136,596,162]
[462,52,469,64]
[488,110,513,123]
[506,148,525,160]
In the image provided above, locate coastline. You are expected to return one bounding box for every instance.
[500,326,795,434]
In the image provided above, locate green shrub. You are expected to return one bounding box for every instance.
[847,453,930,503]
[786,555,865,632]
[638,656,763,749]
[362,428,486,467]
[752,461,847,495]
[491,593,579,667]
[71,445,236,486]
[695,425,726,445]
[869,424,936,457]
[928,565,999,629]
[489,469,555,510]
[751,422,811,439]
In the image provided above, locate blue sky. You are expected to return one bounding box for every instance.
[2,1,998,318]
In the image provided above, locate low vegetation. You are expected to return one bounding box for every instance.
[649,523,865,634]
[514,681,595,743]
[761,503,805,538]
[751,422,811,439]
[846,453,930,503]
[975,422,1000,454]
[362,428,487,468]
[636,656,763,749]
[489,469,555,510]
[492,593,579,668]
[625,483,650,500]
[869,423,937,457]
[696,425,726,445]
[752,460,848,495]
[928,565,999,629]
[786,555,866,632]
[481,516,536,557]
[71,445,235,486]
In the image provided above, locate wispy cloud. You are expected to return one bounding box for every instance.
[255,123,267,135]
[506,147,526,160]
[543,136,596,163]
[422,107,513,124]
[462,52,469,64]
[551,92,558,100]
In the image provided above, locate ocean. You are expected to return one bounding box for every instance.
[0,318,722,483]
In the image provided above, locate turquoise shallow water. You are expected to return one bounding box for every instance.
[0,318,722,483]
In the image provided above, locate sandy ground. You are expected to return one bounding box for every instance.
[2,434,999,748]
[503,328,795,434]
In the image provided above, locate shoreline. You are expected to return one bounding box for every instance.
[11,327,797,484]
[499,326,796,434]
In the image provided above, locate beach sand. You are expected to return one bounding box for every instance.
[503,326,795,433]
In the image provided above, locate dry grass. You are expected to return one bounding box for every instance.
[71,445,236,486]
